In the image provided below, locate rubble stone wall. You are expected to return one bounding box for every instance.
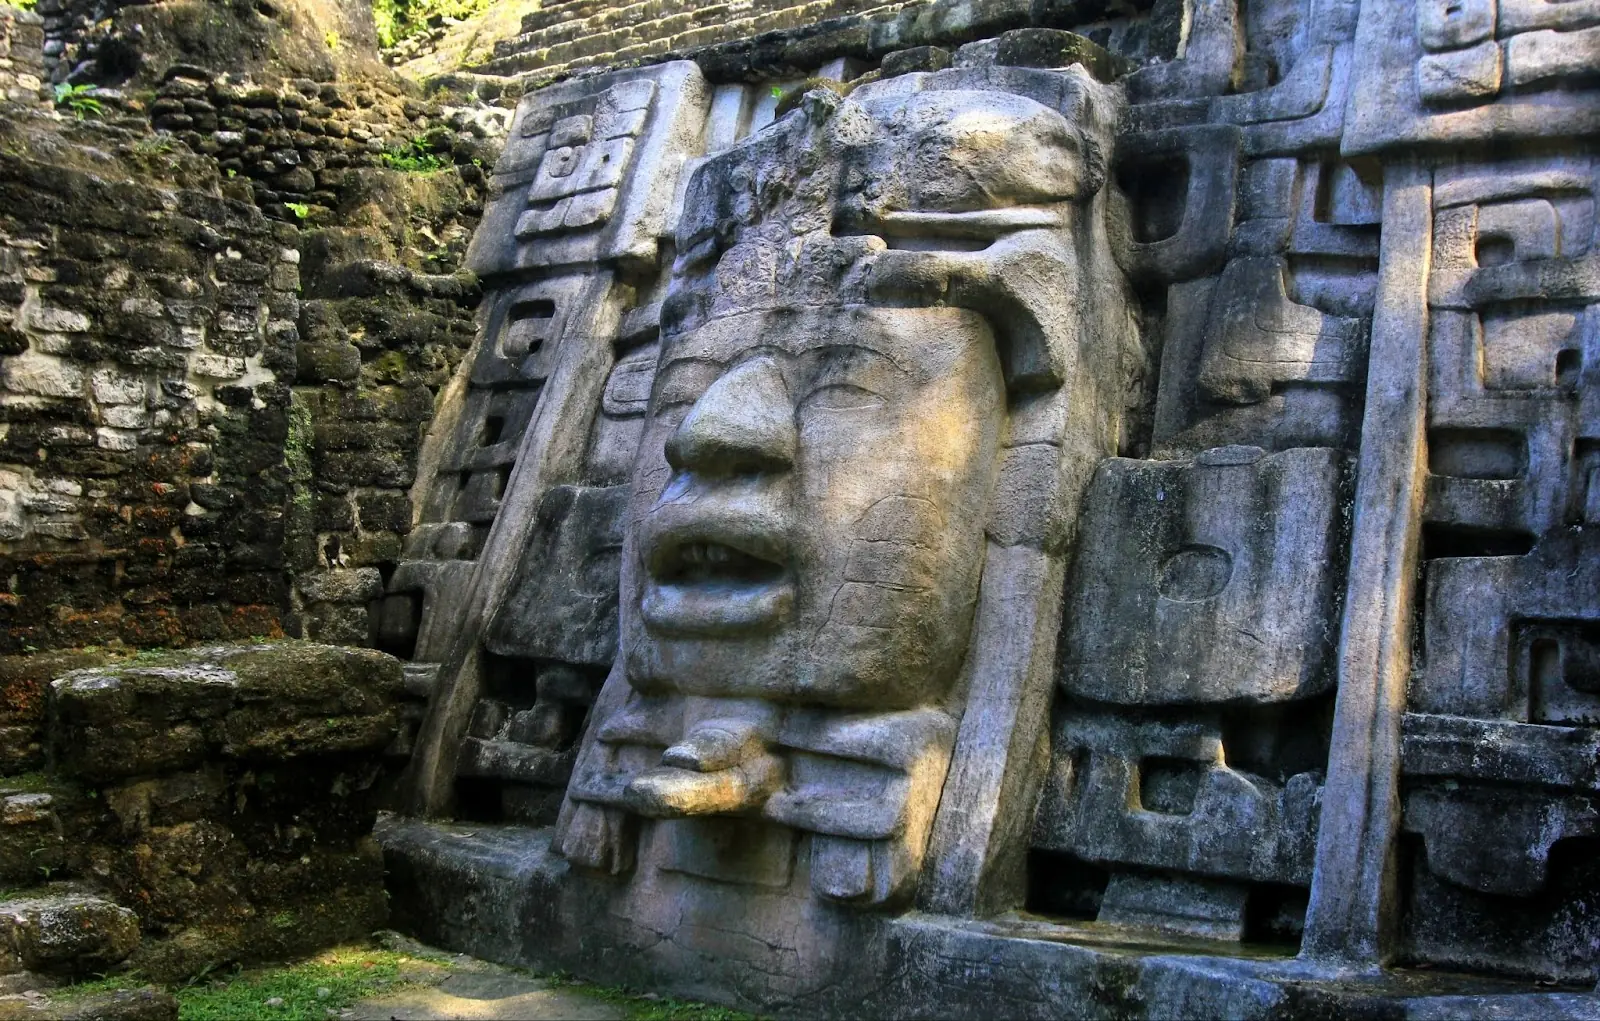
[0,57,499,659]
[0,116,304,656]
[0,642,404,985]
[0,3,45,105]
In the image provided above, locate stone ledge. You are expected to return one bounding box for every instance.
[50,641,404,782]
[378,815,1600,1019]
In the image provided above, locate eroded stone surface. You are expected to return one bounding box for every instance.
[379,0,1600,1007]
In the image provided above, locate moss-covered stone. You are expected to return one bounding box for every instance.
[49,641,403,783]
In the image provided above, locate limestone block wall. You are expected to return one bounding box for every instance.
[0,4,45,105]
[0,642,405,985]
[0,61,503,658]
[150,67,511,221]
[30,0,130,80]
[0,118,303,654]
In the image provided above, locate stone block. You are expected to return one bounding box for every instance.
[0,893,139,975]
[486,484,627,669]
[295,568,383,604]
[1060,446,1345,706]
[1418,41,1503,104]
[49,642,403,781]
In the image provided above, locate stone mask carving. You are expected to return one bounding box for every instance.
[558,65,1128,908]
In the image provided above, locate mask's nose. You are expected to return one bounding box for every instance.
[664,357,796,477]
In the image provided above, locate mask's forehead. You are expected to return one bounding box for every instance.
[844,89,1086,212]
[662,305,994,378]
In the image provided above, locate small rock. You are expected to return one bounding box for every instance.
[316,987,331,998]
[264,997,285,1006]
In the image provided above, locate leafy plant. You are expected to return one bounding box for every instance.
[53,83,103,120]
[129,134,175,158]
[379,136,449,173]
[373,0,493,49]
[283,202,311,220]
[323,29,341,52]
[10,0,36,10]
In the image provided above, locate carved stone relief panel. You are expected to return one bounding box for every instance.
[370,0,1600,1008]
[1022,0,1368,949]
[1400,151,1600,983]
[1035,444,1346,940]
[385,64,710,804]
[1346,0,1600,153]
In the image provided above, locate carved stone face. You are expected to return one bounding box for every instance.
[622,305,1004,711]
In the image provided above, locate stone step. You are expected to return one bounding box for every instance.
[518,0,612,35]
[0,889,140,978]
[0,784,88,891]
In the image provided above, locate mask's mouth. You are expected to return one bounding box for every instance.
[653,540,787,586]
[641,521,794,635]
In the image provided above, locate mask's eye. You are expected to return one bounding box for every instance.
[651,359,722,413]
[802,383,884,411]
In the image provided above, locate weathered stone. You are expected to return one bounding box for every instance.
[4,0,1599,1006]
[49,642,403,781]
[0,893,139,975]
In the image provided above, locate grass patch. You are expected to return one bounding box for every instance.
[43,939,757,1021]
[0,771,57,793]
[175,946,416,1021]
[548,973,758,1021]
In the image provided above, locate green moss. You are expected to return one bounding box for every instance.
[0,771,55,793]
[370,350,410,380]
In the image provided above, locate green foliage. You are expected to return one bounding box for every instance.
[373,0,493,49]
[323,29,341,52]
[10,0,36,10]
[379,136,449,173]
[130,134,175,156]
[0,772,55,793]
[53,83,102,120]
[283,202,311,220]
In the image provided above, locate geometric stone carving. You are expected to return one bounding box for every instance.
[1196,256,1365,405]
[1414,531,1600,722]
[485,484,628,669]
[1060,445,1345,705]
[1110,126,1241,285]
[1034,709,1324,889]
[1403,713,1600,895]
[468,63,708,273]
[1347,0,1600,153]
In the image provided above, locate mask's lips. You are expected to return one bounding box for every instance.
[641,517,794,636]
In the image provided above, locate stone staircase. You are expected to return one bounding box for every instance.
[473,0,917,79]
[0,778,163,1015]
